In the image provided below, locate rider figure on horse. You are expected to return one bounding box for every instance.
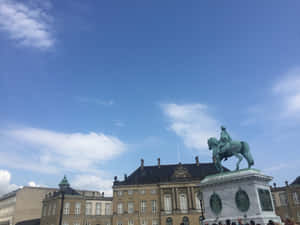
[218,126,232,154]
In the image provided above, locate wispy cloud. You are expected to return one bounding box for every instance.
[0,170,19,196]
[0,0,54,49]
[273,68,300,118]
[76,97,114,106]
[161,103,219,153]
[2,127,126,172]
[72,174,113,196]
[113,120,124,127]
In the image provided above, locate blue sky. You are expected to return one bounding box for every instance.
[0,0,300,195]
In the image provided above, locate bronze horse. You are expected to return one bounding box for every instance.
[207,137,254,172]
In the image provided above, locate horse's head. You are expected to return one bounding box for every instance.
[207,137,218,150]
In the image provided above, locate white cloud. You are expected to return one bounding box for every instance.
[4,127,126,172]
[273,68,300,117]
[161,103,219,153]
[0,170,19,196]
[72,174,113,196]
[0,0,54,49]
[27,181,40,187]
[76,97,114,106]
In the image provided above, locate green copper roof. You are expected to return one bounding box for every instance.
[59,175,70,187]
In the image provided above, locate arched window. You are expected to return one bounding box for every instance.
[179,193,188,212]
[182,216,189,225]
[166,217,173,225]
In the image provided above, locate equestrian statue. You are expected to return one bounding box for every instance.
[207,126,254,173]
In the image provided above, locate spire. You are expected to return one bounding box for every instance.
[59,175,70,190]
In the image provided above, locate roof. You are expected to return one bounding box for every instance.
[114,162,229,186]
[0,188,20,201]
[59,175,70,186]
[15,219,40,225]
[291,176,300,186]
[52,187,81,198]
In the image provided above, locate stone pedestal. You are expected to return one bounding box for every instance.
[198,169,281,225]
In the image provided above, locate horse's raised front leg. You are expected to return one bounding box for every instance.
[234,153,243,171]
[217,155,223,173]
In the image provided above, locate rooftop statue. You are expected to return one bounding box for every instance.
[208,126,254,173]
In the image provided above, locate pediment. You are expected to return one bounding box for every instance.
[172,163,191,180]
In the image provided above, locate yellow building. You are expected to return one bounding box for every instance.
[40,176,112,225]
[271,177,300,223]
[112,158,224,225]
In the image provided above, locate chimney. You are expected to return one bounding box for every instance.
[285,181,289,186]
[114,176,118,181]
[141,158,144,170]
[102,192,104,197]
[273,182,277,188]
[124,174,128,181]
[157,158,160,168]
[195,156,199,166]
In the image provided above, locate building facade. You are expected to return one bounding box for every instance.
[0,187,57,225]
[112,158,224,225]
[271,177,300,223]
[40,176,113,225]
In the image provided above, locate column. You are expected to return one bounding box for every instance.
[187,187,192,209]
[190,187,195,209]
[160,188,164,212]
[172,188,176,212]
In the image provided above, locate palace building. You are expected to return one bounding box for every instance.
[271,177,300,223]
[40,176,112,225]
[112,157,226,225]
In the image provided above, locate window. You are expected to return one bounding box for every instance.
[96,203,101,215]
[128,219,134,225]
[272,194,276,207]
[52,203,56,215]
[117,203,123,214]
[166,217,172,225]
[48,204,52,216]
[140,200,146,213]
[86,202,92,215]
[117,191,123,196]
[64,202,70,215]
[117,221,122,225]
[151,200,157,214]
[195,192,202,210]
[164,195,172,213]
[179,193,188,211]
[279,192,288,206]
[128,190,133,195]
[75,202,81,215]
[128,202,134,214]
[141,219,147,225]
[152,220,158,225]
[43,205,47,217]
[182,216,189,225]
[151,190,157,195]
[105,203,111,215]
[293,192,299,204]
[140,190,145,195]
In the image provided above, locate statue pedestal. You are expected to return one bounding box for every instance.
[198,169,281,225]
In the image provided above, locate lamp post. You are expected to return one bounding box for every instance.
[58,192,65,225]
[198,191,205,225]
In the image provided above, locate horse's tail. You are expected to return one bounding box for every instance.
[240,141,254,167]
